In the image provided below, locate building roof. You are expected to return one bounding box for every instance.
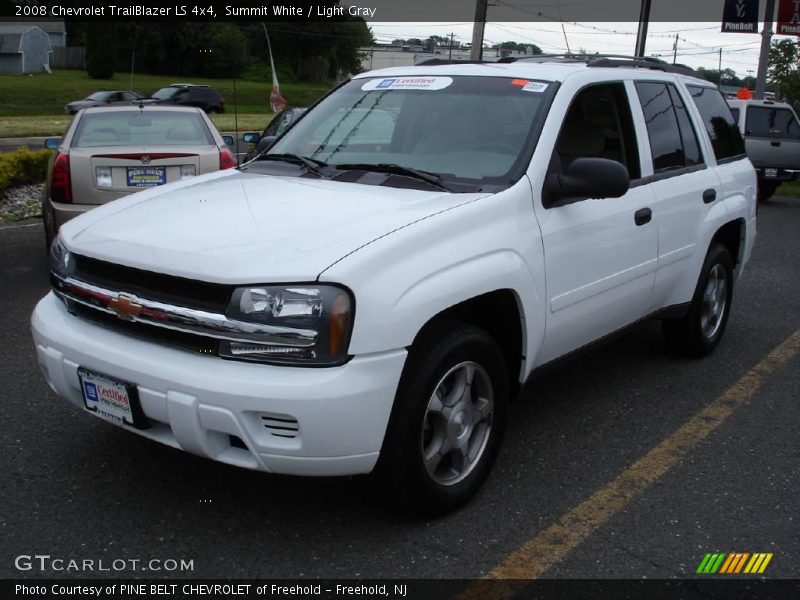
[0,19,65,34]
[0,25,51,54]
[0,33,23,54]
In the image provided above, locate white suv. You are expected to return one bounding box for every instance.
[32,57,757,513]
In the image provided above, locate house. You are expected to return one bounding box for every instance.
[0,25,52,74]
[1,19,66,47]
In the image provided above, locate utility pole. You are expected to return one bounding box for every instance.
[449,32,454,61]
[634,0,652,57]
[672,33,679,64]
[755,0,777,99]
[718,48,723,87]
[470,0,488,61]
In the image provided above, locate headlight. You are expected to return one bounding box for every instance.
[48,235,73,280]
[220,284,354,366]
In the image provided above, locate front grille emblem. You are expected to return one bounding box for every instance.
[108,294,143,320]
[140,155,151,164]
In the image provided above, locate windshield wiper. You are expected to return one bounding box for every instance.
[256,153,330,178]
[333,163,452,192]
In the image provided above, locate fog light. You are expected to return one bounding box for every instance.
[95,166,112,188]
[180,165,196,179]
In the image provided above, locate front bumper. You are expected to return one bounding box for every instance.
[32,293,407,476]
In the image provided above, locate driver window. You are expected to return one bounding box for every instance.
[552,83,641,181]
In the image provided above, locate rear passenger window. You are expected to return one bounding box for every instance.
[687,85,745,161]
[745,106,800,139]
[635,82,701,172]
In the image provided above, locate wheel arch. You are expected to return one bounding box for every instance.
[410,289,526,399]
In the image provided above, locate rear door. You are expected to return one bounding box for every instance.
[633,81,721,309]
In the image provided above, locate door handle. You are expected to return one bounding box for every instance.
[634,207,652,226]
[703,188,717,204]
[771,141,781,147]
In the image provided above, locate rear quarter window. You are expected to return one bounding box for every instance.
[687,85,745,161]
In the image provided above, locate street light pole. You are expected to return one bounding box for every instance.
[634,0,652,57]
[470,0,488,61]
[755,0,777,100]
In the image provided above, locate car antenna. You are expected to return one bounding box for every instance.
[233,79,240,165]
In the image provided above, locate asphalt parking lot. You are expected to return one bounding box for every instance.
[1,196,798,587]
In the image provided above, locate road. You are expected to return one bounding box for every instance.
[0,196,798,589]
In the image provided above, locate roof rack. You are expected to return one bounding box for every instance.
[497,53,699,78]
[414,58,493,66]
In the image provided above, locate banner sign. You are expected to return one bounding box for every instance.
[778,0,800,34]
[722,0,760,33]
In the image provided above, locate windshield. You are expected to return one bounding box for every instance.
[72,111,214,147]
[86,92,113,101]
[152,87,180,100]
[269,75,550,189]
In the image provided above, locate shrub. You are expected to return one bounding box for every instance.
[0,148,53,196]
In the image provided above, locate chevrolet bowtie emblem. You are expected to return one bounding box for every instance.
[108,294,143,320]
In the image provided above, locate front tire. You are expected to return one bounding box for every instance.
[376,321,508,515]
[662,243,733,357]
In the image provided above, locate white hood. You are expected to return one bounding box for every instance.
[60,170,485,283]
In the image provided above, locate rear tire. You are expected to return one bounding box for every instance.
[758,180,779,202]
[376,321,508,515]
[662,243,733,358]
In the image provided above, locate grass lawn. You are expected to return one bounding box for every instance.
[778,179,800,197]
[0,69,331,137]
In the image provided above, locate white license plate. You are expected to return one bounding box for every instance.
[764,168,779,178]
[78,367,138,426]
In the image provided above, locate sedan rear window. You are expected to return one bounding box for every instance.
[72,111,214,148]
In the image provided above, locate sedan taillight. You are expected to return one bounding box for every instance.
[219,148,236,170]
[50,152,73,204]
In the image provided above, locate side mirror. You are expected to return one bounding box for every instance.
[44,138,61,150]
[221,135,234,146]
[546,157,630,202]
[255,135,278,154]
[242,132,260,144]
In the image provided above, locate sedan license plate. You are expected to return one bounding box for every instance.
[78,367,147,428]
[127,166,166,187]
[764,168,779,178]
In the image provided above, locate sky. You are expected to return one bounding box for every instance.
[366,21,793,78]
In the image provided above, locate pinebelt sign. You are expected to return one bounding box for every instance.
[778,0,800,34]
[722,0,759,33]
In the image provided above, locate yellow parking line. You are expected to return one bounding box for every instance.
[458,329,800,599]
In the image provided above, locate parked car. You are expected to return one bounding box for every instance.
[727,97,800,201]
[41,105,237,249]
[143,84,225,114]
[242,107,307,161]
[33,57,756,514]
[65,90,145,114]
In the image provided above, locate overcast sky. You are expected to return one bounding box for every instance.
[366,21,792,78]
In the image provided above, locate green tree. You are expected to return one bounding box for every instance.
[204,25,249,78]
[85,23,116,79]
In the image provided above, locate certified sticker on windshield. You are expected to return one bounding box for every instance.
[361,77,454,91]
[521,81,548,93]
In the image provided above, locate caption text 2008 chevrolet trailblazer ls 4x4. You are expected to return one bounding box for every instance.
[32,57,756,513]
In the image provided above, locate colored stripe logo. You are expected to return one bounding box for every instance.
[696,552,773,574]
